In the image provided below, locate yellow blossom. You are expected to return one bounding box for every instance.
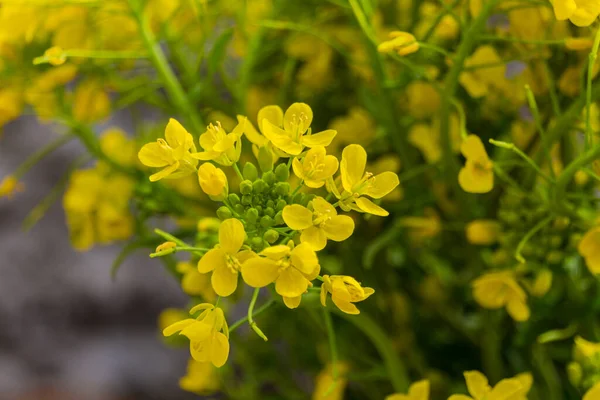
[191,119,246,166]
[72,79,111,123]
[405,81,441,119]
[241,241,320,309]
[378,31,419,56]
[198,163,228,200]
[138,118,198,181]
[292,146,339,188]
[282,197,354,251]
[179,358,220,395]
[466,220,501,245]
[320,275,374,315]
[328,144,400,216]
[459,46,505,98]
[408,114,462,163]
[584,383,600,400]
[176,262,217,300]
[100,128,137,167]
[386,379,430,400]
[399,208,442,243]
[155,241,177,252]
[261,103,337,156]
[0,175,24,199]
[44,46,66,66]
[575,335,600,358]
[472,271,530,321]
[328,107,376,151]
[565,37,594,50]
[578,227,600,274]
[163,304,230,368]
[552,0,600,26]
[458,135,494,194]
[312,363,349,400]
[448,370,532,400]
[158,308,188,332]
[198,218,254,297]
[0,87,23,127]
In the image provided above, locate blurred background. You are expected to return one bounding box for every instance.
[0,117,199,400]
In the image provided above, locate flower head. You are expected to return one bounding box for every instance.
[138,118,198,181]
[198,162,228,200]
[320,275,375,314]
[466,219,501,245]
[282,197,354,251]
[459,46,505,98]
[578,227,600,274]
[72,79,111,123]
[0,175,24,199]
[448,370,532,400]
[191,119,246,166]
[385,379,430,400]
[176,261,217,300]
[552,0,600,26]
[44,46,66,66]
[292,146,339,188]
[458,135,494,193]
[378,31,419,56]
[198,218,254,297]
[312,363,349,400]
[178,358,220,395]
[241,241,320,308]
[163,303,229,368]
[261,102,337,156]
[472,271,530,321]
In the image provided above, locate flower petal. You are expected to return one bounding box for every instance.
[219,218,245,254]
[461,135,488,160]
[458,165,494,193]
[138,142,171,167]
[283,295,302,309]
[488,378,522,400]
[210,332,230,368]
[341,144,367,192]
[282,204,313,230]
[284,102,312,134]
[198,248,227,273]
[355,197,389,216]
[584,382,600,400]
[241,257,280,287]
[291,242,319,274]
[322,215,354,242]
[262,119,303,155]
[149,162,180,182]
[258,105,284,132]
[211,264,238,297]
[332,296,360,314]
[365,172,400,199]
[408,380,430,400]
[506,298,530,321]
[302,129,337,148]
[241,116,267,146]
[275,267,309,297]
[464,371,490,399]
[163,318,195,336]
[165,118,190,148]
[300,226,327,251]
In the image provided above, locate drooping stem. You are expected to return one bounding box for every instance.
[229,298,276,332]
[248,288,269,341]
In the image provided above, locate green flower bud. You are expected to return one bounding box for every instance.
[264,229,280,243]
[275,182,290,196]
[258,145,274,172]
[275,163,290,182]
[242,194,253,205]
[264,207,275,217]
[546,250,564,264]
[260,215,274,228]
[234,204,245,215]
[246,207,259,222]
[548,235,563,248]
[567,362,582,387]
[276,199,287,211]
[498,210,520,225]
[274,210,284,225]
[251,236,265,249]
[228,193,240,206]
[253,179,268,194]
[240,180,253,195]
[553,217,570,230]
[217,206,232,220]
[255,205,263,214]
[263,171,276,186]
[266,199,275,209]
[243,162,259,181]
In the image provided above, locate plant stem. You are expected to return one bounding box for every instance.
[154,228,188,247]
[553,143,600,212]
[323,308,339,379]
[248,288,269,341]
[585,27,600,149]
[229,298,276,332]
[514,216,553,263]
[489,139,554,183]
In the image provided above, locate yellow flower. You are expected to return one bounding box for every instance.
[282,197,355,251]
[578,227,600,274]
[198,163,228,200]
[465,220,501,245]
[179,358,220,395]
[138,118,198,182]
[386,379,430,400]
[320,275,375,315]
[241,241,320,309]
[312,363,349,400]
[72,79,111,123]
[163,304,230,368]
[261,103,337,156]
[406,81,441,119]
[44,46,66,66]
[552,0,600,26]
[156,241,177,252]
[328,107,376,151]
[399,208,442,243]
[0,175,24,199]
[242,104,283,147]
[409,114,462,163]
[529,269,553,297]
[100,128,137,166]
[458,135,494,194]
[459,46,505,98]
[292,146,339,188]
[198,218,254,297]
[574,335,600,358]
[191,119,246,166]
[176,262,217,300]
[0,87,23,127]
[377,31,419,56]
[472,271,530,321]
[329,144,400,216]
[565,37,594,50]
[584,383,600,400]
[448,370,532,400]
[158,308,188,332]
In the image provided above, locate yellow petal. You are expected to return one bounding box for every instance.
[461,135,488,160]
[283,295,302,309]
[487,378,522,400]
[282,204,313,230]
[355,197,389,216]
[213,134,237,153]
[241,116,267,146]
[583,382,600,400]
[578,228,600,257]
[322,215,354,242]
[149,162,180,182]
[302,129,337,147]
[408,380,430,400]
[332,295,360,314]
[311,196,337,215]
[300,226,328,251]
[275,267,309,297]
[291,242,320,274]
[292,157,305,180]
[261,245,291,260]
[241,257,280,287]
[320,286,328,307]
[284,102,313,134]
[464,370,490,399]
[210,332,230,367]
[219,218,245,254]
[211,264,238,297]
[513,372,533,394]
[198,248,227,273]
[138,142,171,167]
[458,165,494,193]
[448,396,474,400]
[262,119,303,155]
[552,0,576,20]
[341,144,367,192]
[258,105,284,132]
[163,319,195,336]
[165,118,190,148]
[364,171,400,199]
[384,395,409,400]
[506,298,530,321]
[472,275,508,308]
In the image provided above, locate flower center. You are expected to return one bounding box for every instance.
[206,121,225,147]
[352,171,374,195]
[225,254,241,273]
[313,209,332,226]
[277,257,292,273]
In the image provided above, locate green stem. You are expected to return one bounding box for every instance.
[322,308,339,379]
[585,27,600,149]
[554,143,600,212]
[248,288,268,341]
[154,228,188,247]
[525,85,555,179]
[229,298,276,332]
[233,163,244,181]
[149,245,209,258]
[514,216,553,263]
[34,49,148,65]
[489,139,554,183]
[13,134,73,178]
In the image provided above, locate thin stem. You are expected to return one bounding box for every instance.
[515,216,553,263]
[248,288,268,341]
[291,181,303,197]
[525,85,555,179]
[13,134,73,178]
[154,228,187,247]
[149,245,209,258]
[322,308,339,380]
[34,49,148,65]
[233,163,244,181]
[229,298,276,332]
[554,143,600,212]
[489,139,554,183]
[585,27,600,149]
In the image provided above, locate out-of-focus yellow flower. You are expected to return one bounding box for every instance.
[261,103,337,156]
[72,79,111,123]
[179,358,220,395]
[242,241,320,309]
[329,144,400,216]
[369,155,403,201]
[328,107,376,151]
[320,275,374,315]
[459,46,505,98]
[292,146,339,188]
[399,207,442,243]
[565,37,594,50]
[163,304,230,368]
[578,227,600,274]
[176,262,217,300]
[529,269,553,297]
[584,383,600,400]
[0,87,23,127]
[575,336,600,358]
[459,135,494,194]
[510,120,536,150]
[198,163,228,201]
[448,370,532,400]
[466,220,501,245]
[386,379,430,400]
[286,33,333,94]
[409,114,462,163]
[378,31,419,56]
[138,119,198,181]
[100,128,137,167]
[552,0,600,26]
[406,81,441,119]
[198,218,254,297]
[472,271,530,321]
[283,197,354,251]
[312,363,349,400]
[158,308,188,332]
[44,46,66,66]
[192,119,246,166]
[0,175,24,199]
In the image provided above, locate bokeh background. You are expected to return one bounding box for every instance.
[0,117,198,400]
